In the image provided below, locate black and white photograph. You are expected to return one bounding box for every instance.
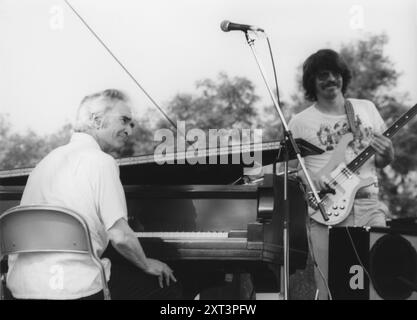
[0,0,416,304]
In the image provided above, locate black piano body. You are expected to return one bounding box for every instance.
[0,141,309,299]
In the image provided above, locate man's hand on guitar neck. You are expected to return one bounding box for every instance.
[371,133,395,168]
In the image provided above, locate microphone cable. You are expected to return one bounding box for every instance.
[64,0,196,150]
[265,34,283,108]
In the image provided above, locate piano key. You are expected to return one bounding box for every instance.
[134,231,229,239]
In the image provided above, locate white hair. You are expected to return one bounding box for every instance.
[73,89,129,132]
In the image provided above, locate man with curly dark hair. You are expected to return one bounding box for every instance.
[288,49,394,299]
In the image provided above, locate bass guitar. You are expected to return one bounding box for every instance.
[309,103,417,225]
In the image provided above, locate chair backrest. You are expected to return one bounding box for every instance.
[0,205,110,300]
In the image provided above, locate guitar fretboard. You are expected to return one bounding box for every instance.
[346,104,417,173]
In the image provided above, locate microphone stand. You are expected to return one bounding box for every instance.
[243,31,329,300]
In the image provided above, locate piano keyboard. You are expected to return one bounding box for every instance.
[133,230,267,261]
[135,231,229,239]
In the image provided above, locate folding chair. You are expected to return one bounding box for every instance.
[0,204,111,300]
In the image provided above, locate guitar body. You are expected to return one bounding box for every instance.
[309,133,375,225]
[307,102,417,226]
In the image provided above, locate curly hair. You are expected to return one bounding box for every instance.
[302,49,352,101]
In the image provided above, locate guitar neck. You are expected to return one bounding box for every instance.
[346,103,417,172]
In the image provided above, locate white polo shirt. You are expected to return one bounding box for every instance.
[7,132,128,299]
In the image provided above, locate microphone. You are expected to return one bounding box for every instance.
[220,20,264,33]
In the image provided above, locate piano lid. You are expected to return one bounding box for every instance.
[0,139,322,186]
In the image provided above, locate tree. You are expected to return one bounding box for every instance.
[0,114,12,166]
[0,73,263,167]
[159,72,260,130]
[150,72,262,151]
[341,34,401,104]
[0,111,156,169]
[260,99,291,141]
[341,34,417,218]
[0,117,72,171]
[2,130,47,170]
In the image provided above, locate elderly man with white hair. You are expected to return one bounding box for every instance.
[6,89,181,300]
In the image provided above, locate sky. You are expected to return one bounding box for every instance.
[0,0,416,135]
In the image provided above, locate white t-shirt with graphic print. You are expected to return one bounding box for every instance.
[288,98,386,196]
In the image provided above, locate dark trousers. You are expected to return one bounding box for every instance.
[102,244,183,300]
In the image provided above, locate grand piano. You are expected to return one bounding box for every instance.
[0,140,310,299]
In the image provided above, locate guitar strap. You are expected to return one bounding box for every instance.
[344,99,360,139]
